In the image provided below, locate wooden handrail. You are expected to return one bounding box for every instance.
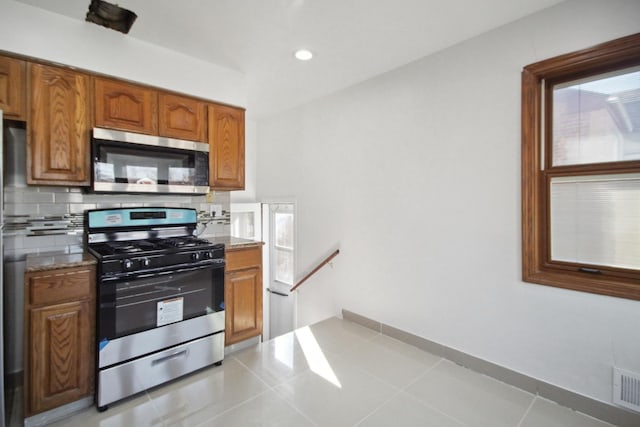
[290,249,340,292]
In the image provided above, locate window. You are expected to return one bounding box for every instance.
[522,32,640,300]
[271,204,295,286]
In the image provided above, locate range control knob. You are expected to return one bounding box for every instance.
[205,250,214,259]
[123,259,134,270]
[140,258,151,267]
[191,252,201,261]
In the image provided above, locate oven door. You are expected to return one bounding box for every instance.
[98,263,224,343]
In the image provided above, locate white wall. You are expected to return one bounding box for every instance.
[256,0,640,405]
[0,0,247,108]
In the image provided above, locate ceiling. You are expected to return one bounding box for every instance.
[15,0,564,118]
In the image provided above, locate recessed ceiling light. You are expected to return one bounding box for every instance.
[294,49,313,61]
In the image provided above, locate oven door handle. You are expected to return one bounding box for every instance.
[151,348,189,366]
[102,262,224,282]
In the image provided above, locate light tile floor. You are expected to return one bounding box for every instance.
[35,317,614,426]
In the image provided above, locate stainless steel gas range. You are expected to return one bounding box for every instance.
[85,207,225,411]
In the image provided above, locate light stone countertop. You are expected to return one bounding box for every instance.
[204,236,264,250]
[26,251,97,273]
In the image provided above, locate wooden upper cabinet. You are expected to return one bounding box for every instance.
[95,77,158,134]
[159,92,206,141]
[0,56,26,120]
[29,64,90,185]
[208,104,245,190]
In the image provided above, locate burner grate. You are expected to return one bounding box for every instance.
[89,236,219,259]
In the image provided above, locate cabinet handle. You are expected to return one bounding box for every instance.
[151,349,188,366]
[266,288,289,297]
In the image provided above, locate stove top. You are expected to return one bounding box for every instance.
[89,236,215,257]
[89,237,225,277]
[85,207,225,277]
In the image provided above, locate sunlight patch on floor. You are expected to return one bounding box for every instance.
[273,333,295,369]
[295,326,342,388]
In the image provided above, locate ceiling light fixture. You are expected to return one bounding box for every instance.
[294,49,313,61]
[86,0,137,34]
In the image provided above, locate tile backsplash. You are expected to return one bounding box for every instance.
[3,184,231,258]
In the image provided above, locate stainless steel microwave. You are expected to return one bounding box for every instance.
[91,128,210,195]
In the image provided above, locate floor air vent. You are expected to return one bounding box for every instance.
[613,367,640,412]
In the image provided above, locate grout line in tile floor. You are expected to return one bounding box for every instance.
[213,354,320,427]
[268,389,319,427]
[351,388,403,427]
[516,394,538,427]
[396,358,473,427]
[227,329,404,427]
[361,334,435,424]
[337,327,546,427]
[190,390,267,427]
[308,333,472,427]
[352,355,472,427]
[198,364,269,426]
[144,388,167,426]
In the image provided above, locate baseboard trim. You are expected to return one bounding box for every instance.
[224,335,261,356]
[342,308,640,427]
[24,396,93,427]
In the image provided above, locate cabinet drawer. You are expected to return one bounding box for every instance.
[28,268,93,306]
[226,246,261,272]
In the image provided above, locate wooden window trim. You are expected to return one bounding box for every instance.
[522,32,640,300]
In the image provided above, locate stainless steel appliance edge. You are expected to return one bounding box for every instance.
[99,311,224,368]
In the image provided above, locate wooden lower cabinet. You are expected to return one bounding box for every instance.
[225,245,262,345]
[24,265,95,417]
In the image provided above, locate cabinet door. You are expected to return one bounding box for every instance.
[95,78,158,134]
[225,267,262,345]
[29,64,90,185]
[159,92,205,141]
[29,300,93,415]
[0,56,26,120]
[208,104,245,190]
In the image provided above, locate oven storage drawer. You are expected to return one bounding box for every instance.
[99,310,225,368]
[97,331,224,408]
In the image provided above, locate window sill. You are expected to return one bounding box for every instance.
[523,269,640,301]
